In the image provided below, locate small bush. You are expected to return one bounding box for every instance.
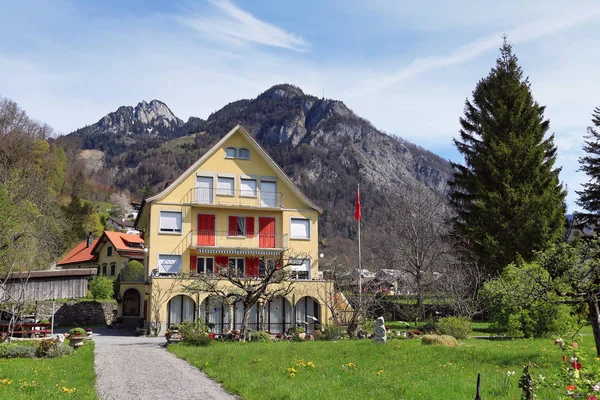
[37,339,58,357]
[438,317,472,339]
[121,260,145,282]
[421,334,458,347]
[46,343,74,358]
[251,331,271,342]
[321,325,347,341]
[89,276,114,299]
[184,332,211,346]
[0,343,37,358]
[179,321,207,338]
[69,327,86,336]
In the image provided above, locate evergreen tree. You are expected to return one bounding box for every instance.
[576,107,600,221]
[449,39,566,274]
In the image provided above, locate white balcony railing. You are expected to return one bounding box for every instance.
[181,188,284,208]
[190,230,289,250]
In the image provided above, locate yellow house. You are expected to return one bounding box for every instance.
[131,124,334,334]
[58,231,144,280]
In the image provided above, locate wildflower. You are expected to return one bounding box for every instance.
[538,374,545,382]
[568,385,576,394]
[572,361,582,370]
[594,382,600,392]
[588,396,598,400]
[563,355,567,362]
[507,370,516,376]
[555,338,564,346]
[306,361,315,368]
[573,342,579,348]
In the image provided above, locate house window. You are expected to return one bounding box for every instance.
[291,258,310,280]
[225,147,237,158]
[228,257,245,276]
[240,178,257,197]
[217,177,235,196]
[290,218,310,239]
[238,148,250,160]
[197,257,214,274]
[107,246,113,257]
[158,255,182,274]
[110,263,116,276]
[102,264,107,276]
[159,211,182,233]
[228,216,246,237]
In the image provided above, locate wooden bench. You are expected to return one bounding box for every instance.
[0,323,52,338]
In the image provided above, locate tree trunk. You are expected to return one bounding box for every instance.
[588,295,600,357]
[240,303,252,341]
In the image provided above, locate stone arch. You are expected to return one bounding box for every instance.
[167,294,196,326]
[265,297,293,334]
[295,296,321,333]
[122,288,141,317]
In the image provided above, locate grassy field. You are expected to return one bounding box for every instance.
[0,342,97,399]
[169,327,595,399]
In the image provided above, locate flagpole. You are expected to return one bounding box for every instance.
[357,184,362,310]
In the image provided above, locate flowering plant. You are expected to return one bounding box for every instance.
[538,335,600,398]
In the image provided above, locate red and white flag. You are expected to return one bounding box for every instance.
[354,187,361,221]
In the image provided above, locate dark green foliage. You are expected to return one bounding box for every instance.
[69,327,86,336]
[437,317,472,339]
[0,343,37,358]
[449,39,566,274]
[89,276,114,300]
[577,107,600,222]
[46,343,74,358]
[121,260,144,282]
[180,321,211,346]
[250,331,271,342]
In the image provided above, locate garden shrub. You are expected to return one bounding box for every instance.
[121,260,145,282]
[251,331,271,342]
[184,332,211,346]
[481,263,576,337]
[421,334,458,347]
[438,316,471,339]
[321,325,346,340]
[46,343,74,358]
[37,339,58,357]
[89,276,114,299]
[0,343,37,358]
[69,327,86,336]
[179,320,207,338]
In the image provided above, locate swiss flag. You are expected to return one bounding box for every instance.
[354,187,361,221]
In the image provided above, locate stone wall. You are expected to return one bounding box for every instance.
[35,300,118,327]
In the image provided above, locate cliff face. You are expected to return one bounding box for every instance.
[61,83,451,240]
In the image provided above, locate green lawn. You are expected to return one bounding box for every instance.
[0,342,97,399]
[169,328,595,399]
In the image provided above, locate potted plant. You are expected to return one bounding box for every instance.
[295,326,305,340]
[68,327,86,348]
[85,327,94,340]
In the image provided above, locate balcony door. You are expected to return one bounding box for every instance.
[260,181,277,207]
[259,217,276,248]
[197,214,215,246]
[196,176,213,204]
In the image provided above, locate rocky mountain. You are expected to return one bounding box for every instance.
[58,84,452,241]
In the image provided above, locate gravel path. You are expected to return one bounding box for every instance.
[93,329,237,400]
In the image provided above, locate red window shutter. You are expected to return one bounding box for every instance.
[190,255,197,273]
[246,217,254,238]
[215,256,228,274]
[228,216,238,236]
[245,257,258,277]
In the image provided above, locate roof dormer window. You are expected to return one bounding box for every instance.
[225,147,237,158]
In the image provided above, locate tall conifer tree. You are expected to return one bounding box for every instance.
[577,107,600,220]
[449,39,566,274]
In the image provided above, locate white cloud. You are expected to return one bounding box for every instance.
[179,0,310,52]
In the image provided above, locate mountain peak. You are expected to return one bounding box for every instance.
[259,84,306,101]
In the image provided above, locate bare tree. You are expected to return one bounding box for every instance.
[109,191,131,220]
[181,252,306,341]
[148,277,180,336]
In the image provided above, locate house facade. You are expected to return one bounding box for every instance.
[131,125,334,334]
[58,231,144,280]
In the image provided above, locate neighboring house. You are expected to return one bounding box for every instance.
[107,216,140,234]
[373,269,411,295]
[57,231,144,280]
[128,201,141,220]
[132,124,334,334]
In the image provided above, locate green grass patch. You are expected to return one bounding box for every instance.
[169,327,595,399]
[0,342,97,399]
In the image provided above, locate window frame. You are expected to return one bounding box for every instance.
[240,177,257,197]
[238,148,250,160]
[197,257,215,274]
[158,254,182,275]
[217,176,235,196]
[159,210,183,234]
[225,147,237,158]
[290,218,311,240]
[290,258,311,280]
[107,246,113,257]
[228,257,245,276]
[110,263,116,276]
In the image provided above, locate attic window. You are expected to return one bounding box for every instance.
[225,147,236,158]
[238,148,250,160]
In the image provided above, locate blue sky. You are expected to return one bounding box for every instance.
[2,1,600,212]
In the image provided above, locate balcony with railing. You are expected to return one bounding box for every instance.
[188,230,288,254]
[181,188,284,208]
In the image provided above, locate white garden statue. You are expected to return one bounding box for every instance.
[373,316,387,344]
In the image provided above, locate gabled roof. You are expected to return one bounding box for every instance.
[93,231,144,254]
[108,216,134,228]
[136,124,322,227]
[57,239,99,265]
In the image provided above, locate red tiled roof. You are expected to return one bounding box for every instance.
[102,231,144,252]
[57,239,99,265]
